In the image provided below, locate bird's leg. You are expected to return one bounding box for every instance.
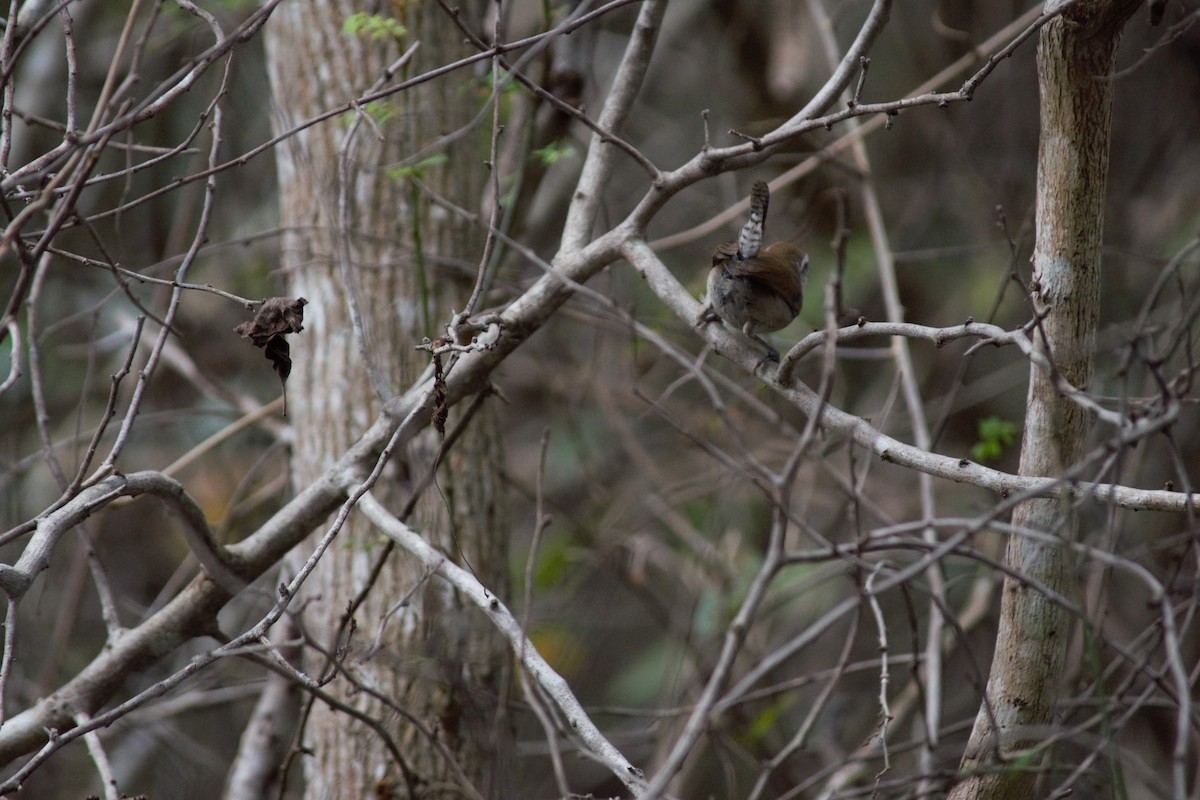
[746,328,780,364]
[695,302,721,327]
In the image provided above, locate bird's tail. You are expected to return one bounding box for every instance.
[737,180,770,260]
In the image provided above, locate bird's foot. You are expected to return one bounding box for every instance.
[748,333,780,366]
[756,346,780,368]
[696,304,721,328]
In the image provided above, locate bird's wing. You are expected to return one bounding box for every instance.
[721,259,803,316]
[711,241,739,265]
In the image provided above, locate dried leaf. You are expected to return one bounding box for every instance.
[236,297,308,413]
[431,347,448,436]
[263,336,293,382]
[235,297,308,347]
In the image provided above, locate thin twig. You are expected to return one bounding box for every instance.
[357,492,648,795]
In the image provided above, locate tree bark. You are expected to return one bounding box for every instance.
[950,3,1140,798]
[264,2,508,797]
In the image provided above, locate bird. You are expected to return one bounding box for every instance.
[702,180,808,363]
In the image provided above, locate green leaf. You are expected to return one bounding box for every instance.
[742,700,788,745]
[604,639,681,705]
[971,415,1018,462]
[356,99,401,126]
[532,537,571,592]
[532,141,576,166]
[386,153,450,181]
[343,12,406,41]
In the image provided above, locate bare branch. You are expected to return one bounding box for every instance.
[356,492,648,795]
[561,0,667,251]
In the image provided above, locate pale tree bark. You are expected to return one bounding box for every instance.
[263,2,508,798]
[950,2,1142,798]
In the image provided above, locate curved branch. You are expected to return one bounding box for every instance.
[356,493,649,796]
[619,238,1194,513]
[560,0,667,251]
[0,472,248,600]
[788,0,893,124]
[779,318,1127,427]
[0,465,351,767]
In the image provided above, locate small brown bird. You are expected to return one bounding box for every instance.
[704,181,808,363]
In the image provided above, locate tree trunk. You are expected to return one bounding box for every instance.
[950,3,1140,798]
[264,2,508,798]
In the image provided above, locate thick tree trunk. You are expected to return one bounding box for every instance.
[950,3,1140,798]
[264,2,508,798]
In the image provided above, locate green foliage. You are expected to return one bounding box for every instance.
[497,182,519,210]
[342,12,406,41]
[358,99,402,126]
[531,535,573,593]
[971,415,1018,462]
[604,638,683,705]
[386,153,449,181]
[477,71,522,96]
[741,699,788,745]
[532,141,575,166]
[464,72,522,135]
[1003,747,1043,776]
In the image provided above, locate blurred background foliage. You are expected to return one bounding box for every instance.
[2,0,1199,797]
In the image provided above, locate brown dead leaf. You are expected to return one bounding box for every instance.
[431,350,448,436]
[236,297,308,414]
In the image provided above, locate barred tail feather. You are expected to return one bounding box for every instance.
[737,180,770,259]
